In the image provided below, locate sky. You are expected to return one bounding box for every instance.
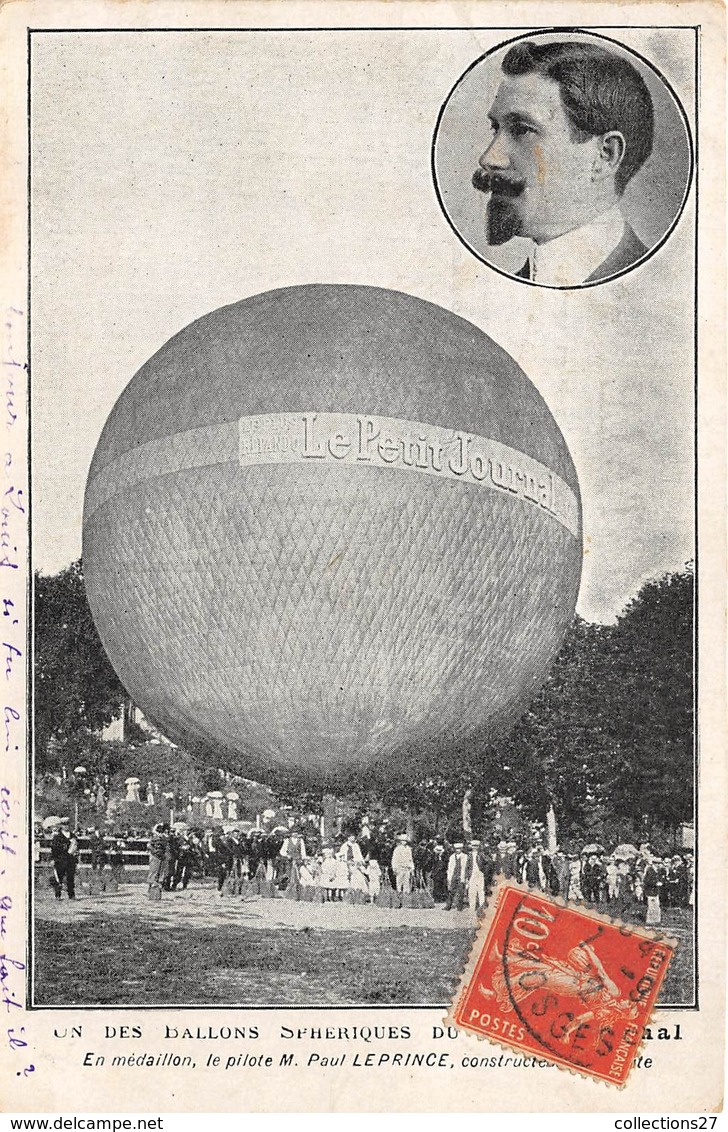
[30,26,696,624]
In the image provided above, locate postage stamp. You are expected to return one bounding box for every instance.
[448,879,676,1087]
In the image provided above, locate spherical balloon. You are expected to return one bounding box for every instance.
[83,285,581,787]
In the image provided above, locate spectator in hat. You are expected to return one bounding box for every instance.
[550,846,571,901]
[504,841,520,879]
[494,840,510,876]
[567,854,583,901]
[147,823,168,896]
[466,839,493,913]
[446,842,468,911]
[655,855,669,895]
[391,834,415,895]
[89,828,107,872]
[210,826,233,896]
[431,843,449,904]
[172,831,200,891]
[642,852,662,926]
[615,858,633,900]
[227,829,246,894]
[523,847,547,890]
[68,829,80,880]
[414,839,434,891]
[580,853,601,903]
[162,829,180,892]
[109,838,126,886]
[281,828,308,863]
[247,830,264,879]
[50,825,76,900]
[265,828,286,876]
[667,855,688,908]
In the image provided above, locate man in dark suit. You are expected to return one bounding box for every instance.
[147,822,168,897]
[50,825,77,900]
[472,39,654,285]
[431,843,449,904]
[446,842,469,911]
[89,828,107,872]
[210,827,233,896]
[171,831,199,891]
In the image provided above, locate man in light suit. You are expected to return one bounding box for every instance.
[472,39,654,285]
[465,839,494,912]
[391,833,415,894]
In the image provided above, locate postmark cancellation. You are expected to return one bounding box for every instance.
[447,878,676,1087]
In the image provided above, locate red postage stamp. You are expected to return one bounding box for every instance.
[448,880,676,1087]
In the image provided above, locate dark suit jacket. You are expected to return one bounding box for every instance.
[516,223,648,285]
[50,830,71,863]
[464,849,494,884]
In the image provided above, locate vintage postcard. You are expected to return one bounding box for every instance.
[0,0,724,1114]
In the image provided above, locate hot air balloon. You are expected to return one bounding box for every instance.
[83,285,581,788]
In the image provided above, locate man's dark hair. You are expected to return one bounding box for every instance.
[502,40,654,194]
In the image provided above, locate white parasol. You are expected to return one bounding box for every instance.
[612,843,639,860]
[42,815,66,830]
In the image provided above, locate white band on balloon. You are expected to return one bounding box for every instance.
[85,421,239,524]
[84,412,579,537]
[239,413,579,536]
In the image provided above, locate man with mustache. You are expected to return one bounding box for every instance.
[473,40,654,286]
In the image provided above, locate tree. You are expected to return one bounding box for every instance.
[506,617,617,834]
[439,566,694,844]
[34,560,126,769]
[492,566,695,841]
[602,566,694,832]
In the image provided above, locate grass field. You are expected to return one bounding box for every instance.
[33,882,695,1008]
[35,916,470,1006]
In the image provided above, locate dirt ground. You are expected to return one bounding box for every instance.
[34,873,694,1008]
[34,879,474,1007]
[35,876,475,931]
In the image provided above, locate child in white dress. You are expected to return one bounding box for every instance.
[366,858,381,902]
[319,847,338,902]
[333,854,350,900]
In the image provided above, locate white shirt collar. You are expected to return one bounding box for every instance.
[530,206,625,287]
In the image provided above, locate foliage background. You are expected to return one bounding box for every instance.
[34,560,694,846]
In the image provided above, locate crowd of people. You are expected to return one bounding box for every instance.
[39,810,693,928]
[138,821,693,926]
[44,824,128,899]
